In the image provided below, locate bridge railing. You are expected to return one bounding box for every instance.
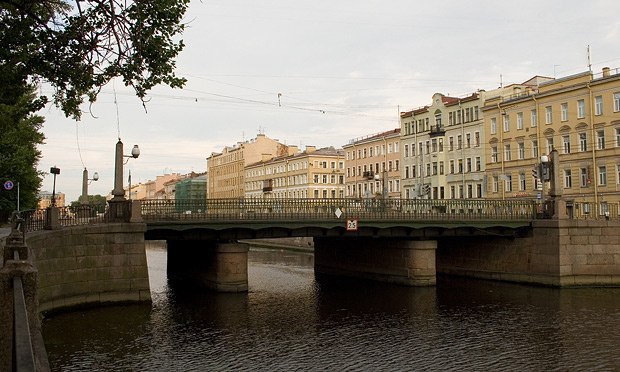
[140,198,538,222]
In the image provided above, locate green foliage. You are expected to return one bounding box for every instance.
[69,194,107,215]
[0,0,190,119]
[0,85,46,222]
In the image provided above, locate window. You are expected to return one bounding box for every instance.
[504,144,511,161]
[561,103,568,121]
[449,137,454,151]
[518,142,525,159]
[531,109,538,127]
[616,128,620,147]
[545,106,552,124]
[505,174,512,192]
[532,140,538,158]
[546,137,554,154]
[580,167,588,187]
[617,164,620,185]
[475,157,481,171]
[615,93,620,112]
[517,112,523,130]
[491,117,497,134]
[564,169,572,188]
[404,144,409,158]
[562,135,571,154]
[597,130,605,150]
[476,184,482,198]
[466,133,471,148]
[519,173,526,191]
[599,166,607,186]
[458,159,463,173]
[491,146,498,163]
[503,114,510,132]
[580,133,587,152]
[466,158,472,173]
[595,95,603,116]
[457,135,462,150]
[492,176,499,192]
[577,99,585,119]
[449,160,455,174]
[439,161,444,175]
[474,131,480,147]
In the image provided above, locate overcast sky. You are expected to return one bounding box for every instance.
[38,0,620,202]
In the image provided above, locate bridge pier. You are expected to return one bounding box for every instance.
[314,237,436,286]
[167,240,249,292]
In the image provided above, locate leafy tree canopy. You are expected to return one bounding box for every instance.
[0,0,190,119]
[0,84,45,222]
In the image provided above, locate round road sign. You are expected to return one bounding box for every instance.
[3,180,14,190]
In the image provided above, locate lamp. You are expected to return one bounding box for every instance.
[80,168,99,205]
[50,166,60,207]
[111,139,140,201]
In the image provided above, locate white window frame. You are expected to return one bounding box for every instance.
[545,106,552,124]
[577,99,585,119]
[561,103,568,121]
[595,95,603,116]
[517,112,523,130]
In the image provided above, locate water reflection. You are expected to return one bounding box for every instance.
[43,244,620,371]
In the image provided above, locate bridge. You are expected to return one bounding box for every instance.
[140,198,538,240]
[3,197,620,370]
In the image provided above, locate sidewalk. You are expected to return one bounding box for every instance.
[0,227,11,238]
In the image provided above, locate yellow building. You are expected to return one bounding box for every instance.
[343,129,401,199]
[245,146,345,199]
[38,191,65,208]
[207,133,289,199]
[482,67,620,216]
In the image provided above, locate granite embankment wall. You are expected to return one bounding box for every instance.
[438,220,620,287]
[26,223,151,313]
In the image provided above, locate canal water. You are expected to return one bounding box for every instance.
[43,244,620,371]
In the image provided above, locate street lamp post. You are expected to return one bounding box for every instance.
[111,139,140,201]
[50,166,60,207]
[80,168,99,205]
[109,139,140,222]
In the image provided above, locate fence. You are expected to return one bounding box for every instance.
[140,198,538,222]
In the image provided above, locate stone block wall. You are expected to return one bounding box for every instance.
[26,223,151,313]
[437,220,620,287]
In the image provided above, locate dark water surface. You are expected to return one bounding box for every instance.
[43,245,620,371]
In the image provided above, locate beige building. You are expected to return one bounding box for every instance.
[482,67,620,215]
[400,89,516,200]
[245,146,345,199]
[207,133,289,199]
[38,191,66,208]
[343,129,401,199]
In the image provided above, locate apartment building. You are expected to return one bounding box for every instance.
[207,133,288,199]
[401,92,496,200]
[245,146,345,199]
[482,67,620,214]
[343,129,401,199]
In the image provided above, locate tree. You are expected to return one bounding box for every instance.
[0,85,46,223]
[0,0,190,119]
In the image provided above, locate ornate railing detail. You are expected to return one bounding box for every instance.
[140,198,537,223]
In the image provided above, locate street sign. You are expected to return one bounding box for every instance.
[3,180,14,190]
[346,219,358,231]
[537,192,542,200]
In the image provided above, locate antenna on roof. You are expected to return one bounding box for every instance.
[587,45,592,72]
[499,74,503,88]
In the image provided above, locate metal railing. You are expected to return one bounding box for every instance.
[20,202,127,233]
[141,198,538,223]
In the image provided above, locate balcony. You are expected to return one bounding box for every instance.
[429,125,445,137]
[362,171,375,180]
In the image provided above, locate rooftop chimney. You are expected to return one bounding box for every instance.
[305,145,316,153]
[602,67,610,77]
